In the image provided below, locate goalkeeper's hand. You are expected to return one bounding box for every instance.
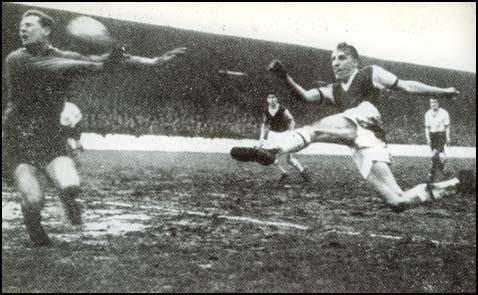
[104,43,126,70]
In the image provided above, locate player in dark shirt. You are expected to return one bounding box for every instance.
[2,9,186,246]
[259,93,309,182]
[242,42,460,212]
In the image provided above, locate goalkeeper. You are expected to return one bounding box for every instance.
[2,9,186,247]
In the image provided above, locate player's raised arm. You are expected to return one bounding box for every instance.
[397,80,459,97]
[28,57,104,75]
[286,76,322,103]
[65,15,186,69]
[372,65,460,98]
[25,46,187,75]
[268,60,333,104]
[121,47,187,67]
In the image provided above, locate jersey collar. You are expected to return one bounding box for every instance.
[340,68,359,91]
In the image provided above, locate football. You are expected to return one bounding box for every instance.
[66,16,114,48]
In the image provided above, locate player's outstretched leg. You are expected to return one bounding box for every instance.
[287,154,310,182]
[15,164,51,247]
[367,162,459,213]
[231,114,357,165]
[230,146,279,165]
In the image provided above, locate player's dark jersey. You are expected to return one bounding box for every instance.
[4,46,95,132]
[325,66,397,142]
[3,46,98,170]
[264,105,289,132]
[332,66,380,111]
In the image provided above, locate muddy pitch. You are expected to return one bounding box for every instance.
[2,151,476,292]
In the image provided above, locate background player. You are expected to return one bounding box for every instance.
[258,93,309,182]
[60,102,84,164]
[425,98,451,182]
[233,42,460,213]
[2,9,186,246]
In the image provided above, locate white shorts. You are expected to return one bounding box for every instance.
[341,101,385,149]
[266,131,283,144]
[351,146,392,179]
[341,102,391,178]
[266,131,294,158]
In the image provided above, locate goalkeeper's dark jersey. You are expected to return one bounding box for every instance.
[3,46,99,170]
[4,46,99,134]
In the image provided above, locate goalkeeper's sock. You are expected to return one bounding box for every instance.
[22,206,51,247]
[60,186,82,225]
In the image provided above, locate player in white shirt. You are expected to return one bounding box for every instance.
[425,98,451,183]
[231,42,460,213]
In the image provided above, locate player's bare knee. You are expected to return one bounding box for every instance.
[14,176,43,206]
[48,161,81,189]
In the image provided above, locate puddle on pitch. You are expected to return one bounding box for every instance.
[2,200,21,221]
[83,213,151,237]
[2,198,152,241]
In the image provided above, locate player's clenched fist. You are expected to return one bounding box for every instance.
[445,87,460,100]
[104,44,126,69]
[268,59,288,79]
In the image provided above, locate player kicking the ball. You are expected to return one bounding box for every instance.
[2,10,186,246]
[258,93,310,182]
[231,42,460,213]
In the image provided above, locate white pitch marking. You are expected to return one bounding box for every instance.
[216,215,309,230]
[327,229,475,247]
[218,69,246,76]
[97,201,309,230]
[369,233,403,240]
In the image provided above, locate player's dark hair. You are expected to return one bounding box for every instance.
[337,42,360,63]
[22,9,56,30]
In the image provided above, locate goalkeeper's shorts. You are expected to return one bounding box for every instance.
[3,125,69,178]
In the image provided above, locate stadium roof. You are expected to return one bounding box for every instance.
[12,2,477,73]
